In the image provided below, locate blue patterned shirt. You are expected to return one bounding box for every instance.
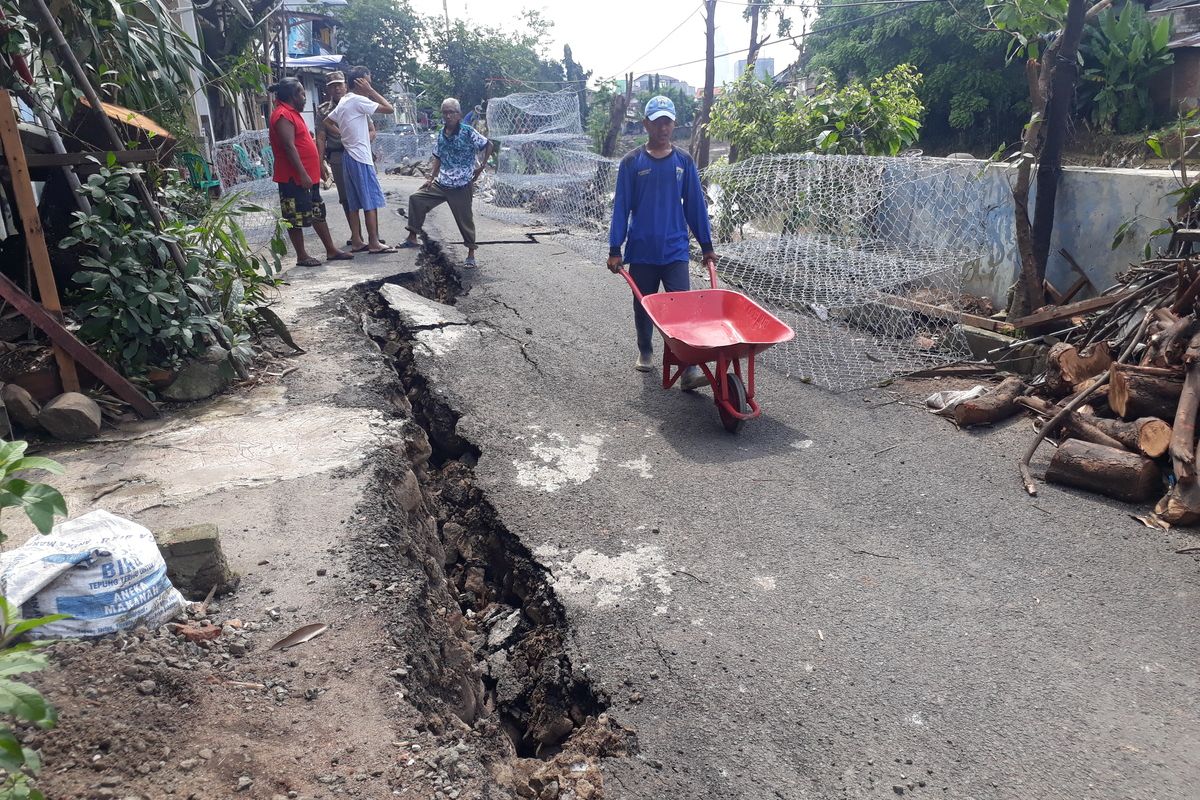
[433,124,489,188]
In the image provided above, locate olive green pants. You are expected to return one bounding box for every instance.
[406,182,476,248]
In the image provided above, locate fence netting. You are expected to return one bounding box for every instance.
[478,91,617,263]
[702,153,990,390]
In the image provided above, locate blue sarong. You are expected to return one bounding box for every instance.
[341,154,386,212]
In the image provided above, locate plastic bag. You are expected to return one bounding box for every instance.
[0,510,186,638]
[926,385,989,416]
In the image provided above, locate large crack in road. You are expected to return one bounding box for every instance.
[346,246,636,798]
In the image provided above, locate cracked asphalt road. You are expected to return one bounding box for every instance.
[386,176,1200,800]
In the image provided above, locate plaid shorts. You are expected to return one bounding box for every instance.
[277,181,325,228]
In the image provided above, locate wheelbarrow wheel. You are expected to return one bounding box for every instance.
[718,371,749,434]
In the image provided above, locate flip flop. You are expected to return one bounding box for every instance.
[463,257,478,268]
[398,240,420,249]
[367,246,397,254]
[351,245,370,253]
[346,239,385,247]
[296,257,322,267]
[327,251,354,261]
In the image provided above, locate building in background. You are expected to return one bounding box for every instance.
[631,73,694,97]
[734,57,775,81]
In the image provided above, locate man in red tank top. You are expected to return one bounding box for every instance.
[267,78,352,267]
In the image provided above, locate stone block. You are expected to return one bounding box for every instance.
[954,324,1047,377]
[38,392,102,440]
[2,383,41,431]
[156,523,238,599]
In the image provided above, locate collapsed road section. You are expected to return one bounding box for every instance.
[345,244,636,798]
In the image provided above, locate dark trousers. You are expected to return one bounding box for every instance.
[629,261,691,354]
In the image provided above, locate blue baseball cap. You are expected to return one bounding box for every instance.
[644,95,676,121]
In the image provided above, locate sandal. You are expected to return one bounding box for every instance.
[367,246,397,254]
[296,257,322,267]
[399,240,420,249]
[351,245,370,253]
[327,251,354,261]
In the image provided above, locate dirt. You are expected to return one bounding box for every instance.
[19,245,632,800]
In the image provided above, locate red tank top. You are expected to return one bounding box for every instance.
[269,101,320,184]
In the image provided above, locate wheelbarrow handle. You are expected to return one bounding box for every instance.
[617,258,719,302]
[617,268,644,303]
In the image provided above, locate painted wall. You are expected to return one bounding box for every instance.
[966,162,1181,307]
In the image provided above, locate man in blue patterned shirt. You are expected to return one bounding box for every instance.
[402,98,494,267]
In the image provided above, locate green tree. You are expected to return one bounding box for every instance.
[708,64,924,157]
[417,10,565,113]
[805,0,1027,152]
[334,0,424,91]
[635,86,697,126]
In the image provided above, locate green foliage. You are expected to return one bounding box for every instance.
[0,441,65,546]
[333,0,424,92]
[0,596,68,800]
[417,11,565,112]
[60,162,284,379]
[985,0,1069,61]
[0,0,201,117]
[806,0,1027,151]
[708,65,925,158]
[1079,3,1173,134]
[634,86,697,127]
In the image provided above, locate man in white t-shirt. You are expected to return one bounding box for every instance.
[323,65,395,254]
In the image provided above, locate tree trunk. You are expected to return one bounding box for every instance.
[1029,0,1088,284]
[1010,59,1049,319]
[697,0,717,172]
[1045,439,1162,502]
[1155,480,1200,525]
[601,93,628,158]
[953,376,1026,428]
[1044,341,1112,396]
[728,2,763,166]
[1109,366,1184,420]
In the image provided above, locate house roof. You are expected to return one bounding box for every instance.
[1170,31,1200,47]
[283,0,347,8]
[1149,0,1197,11]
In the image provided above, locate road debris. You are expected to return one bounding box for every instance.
[269,622,328,651]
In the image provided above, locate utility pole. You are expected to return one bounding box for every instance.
[442,0,451,42]
[697,0,717,171]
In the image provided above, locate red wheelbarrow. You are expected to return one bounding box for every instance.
[619,262,795,433]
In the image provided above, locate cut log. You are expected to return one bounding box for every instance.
[1045,439,1162,502]
[1108,366,1184,420]
[1155,480,1200,525]
[1043,341,1112,396]
[1169,331,1200,482]
[953,376,1026,428]
[1021,396,1171,456]
[1016,395,1128,451]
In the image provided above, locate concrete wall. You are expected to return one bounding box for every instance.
[966,163,1181,307]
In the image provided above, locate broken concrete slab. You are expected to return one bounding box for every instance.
[2,383,41,431]
[379,283,467,329]
[38,392,102,440]
[156,523,238,599]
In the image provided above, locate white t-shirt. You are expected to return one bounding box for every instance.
[326,93,380,166]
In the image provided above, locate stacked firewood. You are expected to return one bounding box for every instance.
[952,231,1200,527]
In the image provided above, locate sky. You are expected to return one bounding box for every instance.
[406,0,816,91]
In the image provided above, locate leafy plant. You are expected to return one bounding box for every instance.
[708,64,925,158]
[1079,2,1172,134]
[0,596,66,800]
[0,441,65,546]
[61,161,285,379]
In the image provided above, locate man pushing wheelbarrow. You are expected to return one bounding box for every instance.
[608,95,794,433]
[607,95,715,392]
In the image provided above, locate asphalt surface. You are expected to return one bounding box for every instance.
[389,176,1200,800]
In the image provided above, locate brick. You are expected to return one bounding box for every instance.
[156,523,238,599]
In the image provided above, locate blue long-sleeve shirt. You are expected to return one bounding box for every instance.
[609,146,714,265]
